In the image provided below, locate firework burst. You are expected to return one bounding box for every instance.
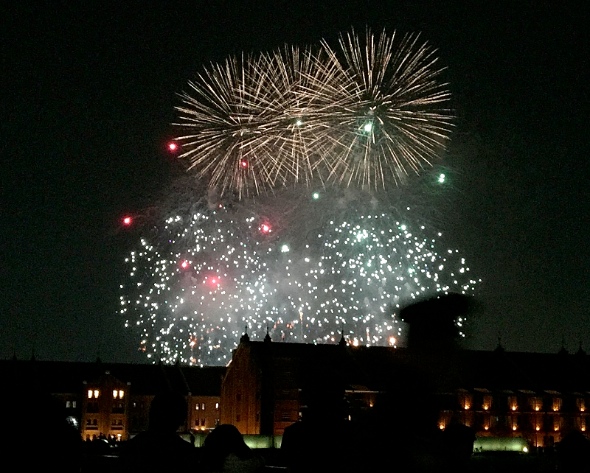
[173,28,453,198]
[120,28,477,366]
[120,180,480,366]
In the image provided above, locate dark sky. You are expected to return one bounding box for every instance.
[1,1,588,363]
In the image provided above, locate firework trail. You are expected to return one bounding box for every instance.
[173,28,453,198]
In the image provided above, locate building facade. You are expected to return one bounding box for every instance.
[4,336,590,449]
[220,333,590,448]
[2,358,225,441]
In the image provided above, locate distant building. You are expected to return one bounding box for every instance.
[1,358,225,441]
[218,296,590,449]
[4,316,590,449]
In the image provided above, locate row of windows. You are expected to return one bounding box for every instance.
[195,402,219,411]
[87,389,125,399]
[457,393,585,412]
[441,412,588,432]
[85,418,124,427]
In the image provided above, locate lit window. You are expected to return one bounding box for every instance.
[72,401,76,408]
[201,403,206,411]
[119,390,124,399]
[459,392,472,410]
[508,396,518,411]
[577,398,586,412]
[94,390,100,398]
[113,390,118,398]
[553,398,562,412]
[88,390,93,399]
[195,404,200,411]
[530,397,542,412]
[215,402,219,410]
[66,401,71,408]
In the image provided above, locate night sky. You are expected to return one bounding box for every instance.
[1,1,588,363]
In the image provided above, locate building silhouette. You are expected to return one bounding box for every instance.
[2,357,225,441]
[4,318,590,450]
[219,332,590,449]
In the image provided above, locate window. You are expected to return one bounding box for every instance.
[86,418,98,430]
[577,398,586,412]
[201,403,206,411]
[66,401,71,408]
[530,397,543,412]
[553,398,562,412]
[113,389,125,399]
[508,396,518,411]
[482,395,492,411]
[215,402,219,410]
[458,392,471,410]
[111,419,124,431]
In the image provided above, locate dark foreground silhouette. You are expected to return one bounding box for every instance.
[117,390,198,473]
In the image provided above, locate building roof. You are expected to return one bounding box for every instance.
[234,336,590,396]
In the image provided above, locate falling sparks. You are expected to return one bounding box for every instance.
[120,189,480,366]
